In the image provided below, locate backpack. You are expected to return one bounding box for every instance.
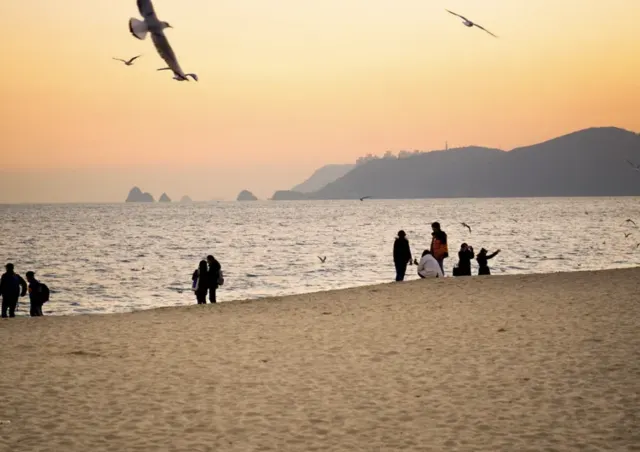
[40,283,50,303]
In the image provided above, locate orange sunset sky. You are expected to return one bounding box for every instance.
[0,0,639,202]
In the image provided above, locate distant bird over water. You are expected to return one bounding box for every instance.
[113,55,142,66]
[461,222,472,233]
[129,0,198,82]
[318,256,327,263]
[446,10,498,38]
[359,196,371,201]
[625,219,637,227]
[624,232,632,238]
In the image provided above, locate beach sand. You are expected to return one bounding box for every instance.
[1,268,639,452]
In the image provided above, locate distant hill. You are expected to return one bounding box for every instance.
[126,187,154,202]
[311,127,640,199]
[159,193,172,203]
[271,190,310,201]
[291,164,355,193]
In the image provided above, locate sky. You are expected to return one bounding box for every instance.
[0,0,639,202]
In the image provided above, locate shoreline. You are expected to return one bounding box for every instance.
[19,266,640,318]
[1,267,638,451]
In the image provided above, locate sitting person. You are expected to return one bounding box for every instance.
[417,250,443,278]
[476,248,501,275]
[454,243,474,276]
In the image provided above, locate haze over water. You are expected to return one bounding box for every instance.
[1,197,639,316]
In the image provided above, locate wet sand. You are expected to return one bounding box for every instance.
[1,268,639,451]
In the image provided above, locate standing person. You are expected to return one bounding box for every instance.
[476,248,501,275]
[454,243,475,276]
[393,230,413,282]
[417,250,443,278]
[430,222,448,273]
[206,255,222,304]
[0,263,27,318]
[25,271,44,317]
[192,260,209,304]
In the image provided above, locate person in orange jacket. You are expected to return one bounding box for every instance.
[429,222,448,274]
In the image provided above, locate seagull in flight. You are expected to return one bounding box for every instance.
[625,219,637,227]
[113,55,142,66]
[624,232,632,238]
[359,196,371,201]
[461,222,472,233]
[129,0,198,82]
[446,10,498,38]
[626,160,640,171]
[318,256,326,263]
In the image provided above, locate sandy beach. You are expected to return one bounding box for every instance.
[1,268,638,452]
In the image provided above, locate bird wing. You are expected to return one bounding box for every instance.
[626,160,639,169]
[112,58,126,63]
[446,9,469,22]
[474,23,498,38]
[151,31,185,76]
[137,0,157,19]
[128,55,142,64]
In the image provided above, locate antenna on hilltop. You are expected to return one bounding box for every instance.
[445,141,448,150]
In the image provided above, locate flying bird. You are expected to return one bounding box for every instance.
[129,0,198,82]
[624,232,632,238]
[461,222,472,233]
[626,160,640,171]
[625,219,637,226]
[446,10,498,38]
[359,196,371,201]
[157,67,198,81]
[113,55,142,66]
[318,256,326,263]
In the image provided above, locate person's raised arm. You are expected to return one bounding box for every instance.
[487,249,501,260]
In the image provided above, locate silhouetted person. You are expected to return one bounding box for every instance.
[417,250,443,278]
[0,263,27,318]
[192,260,209,304]
[25,271,44,317]
[454,243,474,276]
[206,255,222,304]
[393,230,413,281]
[477,248,501,275]
[430,222,448,273]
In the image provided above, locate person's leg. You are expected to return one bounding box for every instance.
[38,302,44,316]
[437,259,444,274]
[1,298,7,318]
[398,262,407,281]
[30,302,38,317]
[8,297,17,318]
[196,292,206,304]
[209,288,216,304]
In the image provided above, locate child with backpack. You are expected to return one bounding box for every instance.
[25,271,50,317]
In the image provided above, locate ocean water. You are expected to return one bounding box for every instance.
[1,198,639,316]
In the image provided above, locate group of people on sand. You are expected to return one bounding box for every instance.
[191,255,224,304]
[393,222,501,281]
[0,263,49,318]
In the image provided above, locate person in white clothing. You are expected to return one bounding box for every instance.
[417,250,444,278]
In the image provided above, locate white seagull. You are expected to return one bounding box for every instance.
[446,10,498,38]
[128,0,198,82]
[113,55,142,66]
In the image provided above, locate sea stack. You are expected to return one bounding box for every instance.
[126,187,155,203]
[159,193,172,203]
[237,190,258,201]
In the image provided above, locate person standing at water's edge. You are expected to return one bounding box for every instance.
[206,255,222,304]
[430,222,448,273]
[393,230,413,282]
[454,243,474,276]
[0,264,27,318]
[192,261,209,305]
[477,248,501,275]
[25,271,45,316]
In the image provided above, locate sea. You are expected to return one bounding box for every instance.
[1,198,639,316]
